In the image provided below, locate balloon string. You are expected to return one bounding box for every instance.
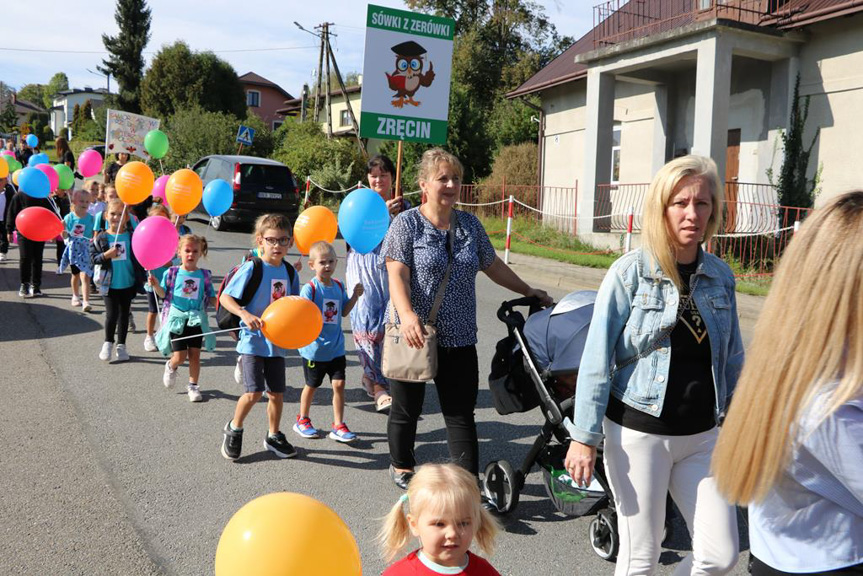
[171,326,240,343]
[158,159,165,176]
[115,203,128,244]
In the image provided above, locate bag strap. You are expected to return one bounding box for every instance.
[201,269,212,310]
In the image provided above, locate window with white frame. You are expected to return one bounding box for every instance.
[246,90,260,107]
[610,123,622,184]
[339,110,351,127]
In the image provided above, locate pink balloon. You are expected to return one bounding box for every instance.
[152,174,169,203]
[35,164,59,193]
[0,150,13,157]
[78,149,103,178]
[131,216,179,270]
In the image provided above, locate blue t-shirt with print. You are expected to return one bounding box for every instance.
[108,232,134,289]
[298,278,350,361]
[63,212,95,239]
[161,268,213,312]
[224,259,300,358]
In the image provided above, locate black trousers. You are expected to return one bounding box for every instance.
[55,239,64,264]
[104,287,136,345]
[387,345,480,475]
[0,221,8,253]
[19,237,44,288]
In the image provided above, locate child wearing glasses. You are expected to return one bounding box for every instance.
[219,213,300,461]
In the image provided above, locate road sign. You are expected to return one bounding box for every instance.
[360,5,455,145]
[236,125,255,146]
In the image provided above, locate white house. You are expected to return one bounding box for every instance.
[50,87,112,139]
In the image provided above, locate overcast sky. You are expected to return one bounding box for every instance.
[2,1,591,101]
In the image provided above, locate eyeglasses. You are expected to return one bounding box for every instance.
[263,236,291,246]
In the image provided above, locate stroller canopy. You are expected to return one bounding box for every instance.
[523,290,596,375]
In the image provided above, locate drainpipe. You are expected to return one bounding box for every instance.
[770,0,863,27]
[519,98,545,210]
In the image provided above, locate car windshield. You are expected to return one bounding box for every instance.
[240,164,292,189]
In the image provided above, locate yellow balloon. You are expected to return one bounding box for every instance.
[12,169,22,186]
[0,156,8,178]
[166,168,203,215]
[115,161,155,205]
[215,492,362,576]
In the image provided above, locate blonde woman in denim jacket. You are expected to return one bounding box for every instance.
[564,155,745,575]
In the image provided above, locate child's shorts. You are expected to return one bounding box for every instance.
[171,324,203,352]
[302,356,346,388]
[240,355,286,394]
[146,291,158,314]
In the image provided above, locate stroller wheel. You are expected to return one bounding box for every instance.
[589,508,619,561]
[482,460,520,514]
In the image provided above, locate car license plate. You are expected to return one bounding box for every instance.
[257,192,281,199]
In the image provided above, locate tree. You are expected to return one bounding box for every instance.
[17,84,46,108]
[100,0,152,113]
[0,102,17,132]
[72,103,82,135]
[44,72,69,108]
[81,99,94,125]
[140,41,246,119]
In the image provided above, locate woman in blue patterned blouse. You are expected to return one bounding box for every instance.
[381,147,551,490]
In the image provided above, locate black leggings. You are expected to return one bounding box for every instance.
[55,239,64,264]
[19,237,45,288]
[104,287,136,345]
[387,345,480,475]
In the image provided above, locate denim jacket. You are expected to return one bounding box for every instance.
[566,248,744,446]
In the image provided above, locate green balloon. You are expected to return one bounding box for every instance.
[6,158,21,173]
[144,129,169,159]
[54,163,75,190]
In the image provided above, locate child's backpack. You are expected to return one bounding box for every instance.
[159,266,213,327]
[306,278,343,303]
[215,256,296,331]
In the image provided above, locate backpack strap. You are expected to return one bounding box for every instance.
[160,266,179,325]
[201,269,213,310]
[239,258,264,306]
[308,279,316,302]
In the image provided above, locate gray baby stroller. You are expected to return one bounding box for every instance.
[483,291,620,560]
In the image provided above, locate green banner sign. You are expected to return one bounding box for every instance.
[366,6,455,40]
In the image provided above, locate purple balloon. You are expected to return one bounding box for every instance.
[152,174,169,204]
[132,216,179,270]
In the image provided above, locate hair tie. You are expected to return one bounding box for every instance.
[399,494,409,505]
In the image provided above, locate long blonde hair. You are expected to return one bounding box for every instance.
[713,191,863,504]
[378,463,500,564]
[642,155,723,287]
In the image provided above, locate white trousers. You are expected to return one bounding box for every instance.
[603,418,739,576]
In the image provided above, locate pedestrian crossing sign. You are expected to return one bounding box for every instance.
[236,125,256,146]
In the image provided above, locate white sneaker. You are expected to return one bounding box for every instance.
[187,384,203,402]
[143,334,157,352]
[71,295,81,307]
[163,360,177,388]
[81,301,92,313]
[233,357,243,385]
[114,344,130,362]
[99,342,113,361]
[0,252,7,262]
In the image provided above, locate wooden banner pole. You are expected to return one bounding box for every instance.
[395,140,404,199]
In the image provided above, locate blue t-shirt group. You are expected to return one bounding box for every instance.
[298,278,350,362]
[63,212,96,240]
[108,232,135,289]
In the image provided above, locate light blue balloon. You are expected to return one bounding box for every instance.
[18,167,50,198]
[28,153,49,167]
[25,134,38,148]
[337,187,390,254]
[202,179,233,218]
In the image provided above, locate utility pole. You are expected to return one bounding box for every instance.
[326,35,367,156]
[320,22,334,138]
[313,32,325,123]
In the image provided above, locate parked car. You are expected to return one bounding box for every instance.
[191,155,300,231]
[85,144,107,159]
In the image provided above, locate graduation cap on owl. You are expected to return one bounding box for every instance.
[386,40,436,108]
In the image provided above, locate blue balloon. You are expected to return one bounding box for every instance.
[202,179,233,218]
[28,153,49,167]
[337,187,390,254]
[25,134,38,148]
[18,167,50,198]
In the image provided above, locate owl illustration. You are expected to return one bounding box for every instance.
[385,40,435,108]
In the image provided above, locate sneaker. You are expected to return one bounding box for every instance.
[128,313,137,333]
[29,286,41,298]
[233,357,243,385]
[81,301,92,313]
[143,334,157,352]
[71,295,81,307]
[18,284,29,298]
[0,252,7,262]
[187,384,203,402]
[328,422,358,443]
[221,421,243,460]
[264,432,297,459]
[99,341,113,361]
[163,360,177,388]
[292,416,320,439]
[114,344,130,362]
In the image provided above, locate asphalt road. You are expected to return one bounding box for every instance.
[0,218,753,576]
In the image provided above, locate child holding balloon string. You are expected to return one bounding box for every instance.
[294,240,364,443]
[60,188,96,312]
[149,234,216,403]
[219,213,300,461]
[379,463,502,576]
[6,177,53,298]
[91,198,146,362]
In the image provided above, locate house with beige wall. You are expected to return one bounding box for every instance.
[508,0,863,245]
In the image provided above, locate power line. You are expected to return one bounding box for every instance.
[0,45,319,55]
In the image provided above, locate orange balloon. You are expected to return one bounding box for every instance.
[260,296,323,349]
[12,169,22,186]
[165,169,203,216]
[115,161,155,205]
[215,493,362,576]
[0,156,8,178]
[293,206,338,255]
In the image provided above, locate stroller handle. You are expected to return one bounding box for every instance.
[496,296,548,324]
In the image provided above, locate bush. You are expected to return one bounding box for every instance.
[272,120,365,191]
[476,142,538,203]
[75,119,104,143]
[42,125,54,143]
[59,127,69,140]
